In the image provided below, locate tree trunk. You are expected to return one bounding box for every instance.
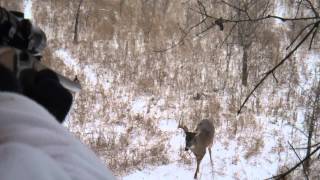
[304,112,314,174]
[304,82,320,174]
[242,47,248,86]
[73,0,83,44]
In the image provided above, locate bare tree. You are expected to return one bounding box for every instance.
[304,80,320,175]
[269,80,320,179]
[74,0,83,44]
[156,0,319,113]
[225,0,273,86]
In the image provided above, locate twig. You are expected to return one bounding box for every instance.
[219,23,237,47]
[192,1,310,23]
[288,141,309,180]
[305,0,319,17]
[238,21,319,114]
[272,72,279,83]
[222,15,318,24]
[289,123,308,137]
[154,17,207,52]
[294,142,320,150]
[189,6,214,19]
[195,23,215,37]
[197,0,208,17]
[286,22,316,50]
[295,0,303,18]
[220,0,251,19]
[258,0,271,18]
[309,25,319,50]
[288,142,302,160]
[196,0,210,27]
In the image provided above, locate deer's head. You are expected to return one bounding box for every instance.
[178,122,197,151]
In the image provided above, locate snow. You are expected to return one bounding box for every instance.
[274,1,286,25]
[123,113,299,179]
[118,91,291,179]
[56,49,315,179]
[131,97,148,114]
[111,34,119,49]
[54,49,100,87]
[102,80,112,90]
[83,66,98,86]
[158,119,178,132]
[113,125,126,134]
[54,49,80,73]
[23,0,33,19]
[123,163,194,180]
[302,52,320,89]
[124,139,278,179]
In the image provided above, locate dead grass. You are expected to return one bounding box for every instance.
[15,0,318,178]
[244,137,265,160]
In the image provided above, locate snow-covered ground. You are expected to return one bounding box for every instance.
[53,46,320,179]
[121,52,320,179]
[122,115,288,180]
[24,2,320,179]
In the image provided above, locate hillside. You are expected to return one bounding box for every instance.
[2,0,320,179]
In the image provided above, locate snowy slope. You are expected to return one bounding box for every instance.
[23,1,320,180]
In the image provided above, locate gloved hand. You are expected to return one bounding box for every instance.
[0,47,72,123]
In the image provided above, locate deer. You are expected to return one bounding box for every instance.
[179,118,215,179]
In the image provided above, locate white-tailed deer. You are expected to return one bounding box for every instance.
[179,119,215,179]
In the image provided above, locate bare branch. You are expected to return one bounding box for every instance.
[288,142,302,160]
[272,72,279,83]
[197,0,209,17]
[305,0,319,17]
[219,23,237,47]
[195,23,215,36]
[289,123,309,137]
[222,15,318,23]
[286,22,316,50]
[153,17,208,52]
[294,142,320,150]
[309,25,319,50]
[220,0,251,19]
[189,6,214,19]
[258,0,271,18]
[295,0,303,18]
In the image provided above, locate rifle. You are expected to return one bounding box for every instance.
[0,6,81,93]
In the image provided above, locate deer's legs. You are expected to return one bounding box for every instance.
[194,153,204,179]
[208,147,213,166]
[208,147,215,179]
